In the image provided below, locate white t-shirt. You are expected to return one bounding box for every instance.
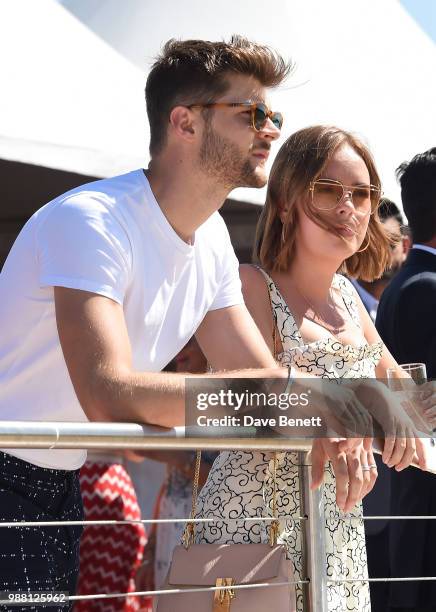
[0,170,243,470]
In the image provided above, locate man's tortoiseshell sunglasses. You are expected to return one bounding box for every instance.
[187,102,283,132]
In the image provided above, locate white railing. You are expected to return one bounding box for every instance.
[0,421,434,610]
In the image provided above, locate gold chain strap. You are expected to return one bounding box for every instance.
[262,269,280,546]
[182,449,202,548]
[183,449,280,549]
[266,280,279,359]
[269,451,279,546]
[182,271,281,549]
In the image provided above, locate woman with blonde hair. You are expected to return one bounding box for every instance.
[195,126,426,611]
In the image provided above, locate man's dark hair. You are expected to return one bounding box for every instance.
[378,197,410,237]
[396,147,436,243]
[378,197,403,225]
[145,36,291,156]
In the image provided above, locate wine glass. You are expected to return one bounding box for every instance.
[387,362,427,386]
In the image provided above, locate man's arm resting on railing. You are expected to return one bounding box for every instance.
[54,288,371,434]
[54,288,288,427]
[55,287,375,437]
[55,287,376,509]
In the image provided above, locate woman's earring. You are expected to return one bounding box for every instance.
[281,223,287,245]
[356,234,370,253]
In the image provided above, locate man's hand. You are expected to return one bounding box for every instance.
[290,378,373,446]
[353,380,428,471]
[420,381,436,428]
[311,438,377,512]
[385,379,435,435]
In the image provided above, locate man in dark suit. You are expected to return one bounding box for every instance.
[376,147,436,612]
[356,199,410,611]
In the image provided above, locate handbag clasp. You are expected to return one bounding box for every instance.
[213,577,235,611]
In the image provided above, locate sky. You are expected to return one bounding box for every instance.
[400,0,436,43]
[11,0,435,206]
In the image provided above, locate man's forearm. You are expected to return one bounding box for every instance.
[84,366,288,427]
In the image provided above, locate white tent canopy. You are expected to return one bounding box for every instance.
[0,0,148,178]
[1,0,435,205]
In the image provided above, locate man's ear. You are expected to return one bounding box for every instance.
[401,233,412,257]
[169,106,197,142]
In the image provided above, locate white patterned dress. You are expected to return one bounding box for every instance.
[194,272,383,612]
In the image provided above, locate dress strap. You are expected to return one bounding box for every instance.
[254,266,303,351]
[334,274,363,329]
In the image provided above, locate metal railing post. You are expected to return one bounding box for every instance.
[297,452,309,611]
[300,450,328,612]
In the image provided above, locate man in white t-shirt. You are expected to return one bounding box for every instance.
[0,37,421,603]
[0,35,296,605]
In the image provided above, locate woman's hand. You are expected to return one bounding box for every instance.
[311,438,378,512]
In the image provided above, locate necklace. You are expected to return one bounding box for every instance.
[294,282,345,337]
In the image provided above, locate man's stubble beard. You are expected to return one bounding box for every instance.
[199,122,267,190]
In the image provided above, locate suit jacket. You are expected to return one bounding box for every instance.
[375,247,436,606]
[376,248,436,378]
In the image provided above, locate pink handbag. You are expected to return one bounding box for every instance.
[155,452,297,612]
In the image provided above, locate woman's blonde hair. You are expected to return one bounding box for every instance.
[254,125,393,281]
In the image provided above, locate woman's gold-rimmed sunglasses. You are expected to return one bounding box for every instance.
[309,179,381,214]
[187,102,283,132]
